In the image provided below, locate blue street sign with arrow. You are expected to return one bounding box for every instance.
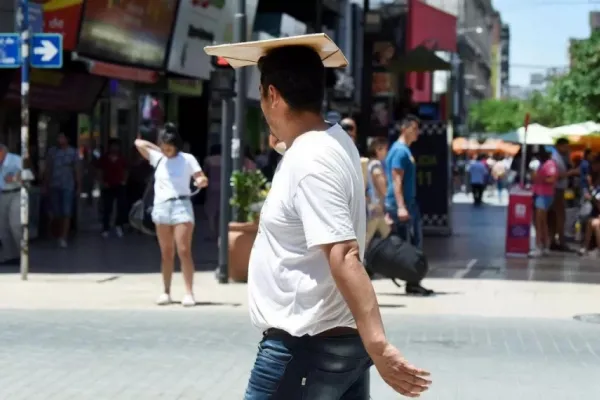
[31,33,63,69]
[0,33,21,68]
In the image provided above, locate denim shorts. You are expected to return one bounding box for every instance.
[49,187,75,217]
[151,199,195,225]
[534,195,554,210]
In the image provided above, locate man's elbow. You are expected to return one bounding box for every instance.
[323,240,361,274]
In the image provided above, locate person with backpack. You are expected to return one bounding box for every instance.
[134,123,208,307]
[384,115,433,296]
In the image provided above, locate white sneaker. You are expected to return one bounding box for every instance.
[529,248,542,258]
[181,294,196,307]
[58,239,68,248]
[115,227,124,238]
[156,293,172,306]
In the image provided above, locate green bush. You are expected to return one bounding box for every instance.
[230,169,268,223]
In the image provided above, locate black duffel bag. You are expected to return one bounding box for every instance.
[364,233,429,287]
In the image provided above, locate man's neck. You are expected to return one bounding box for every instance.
[398,135,411,146]
[279,113,328,147]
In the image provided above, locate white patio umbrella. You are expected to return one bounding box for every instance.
[500,123,555,145]
[550,121,600,136]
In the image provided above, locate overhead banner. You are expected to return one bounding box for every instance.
[77,0,178,69]
[39,0,83,50]
[167,0,224,80]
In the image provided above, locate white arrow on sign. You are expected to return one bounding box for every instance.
[33,39,58,62]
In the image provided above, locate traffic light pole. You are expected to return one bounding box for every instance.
[19,0,30,281]
[217,97,233,284]
[232,0,247,221]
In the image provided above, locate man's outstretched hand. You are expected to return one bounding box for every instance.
[371,343,431,397]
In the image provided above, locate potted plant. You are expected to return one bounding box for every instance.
[227,169,268,282]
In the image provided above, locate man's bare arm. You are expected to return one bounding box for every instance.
[391,168,406,209]
[322,240,387,357]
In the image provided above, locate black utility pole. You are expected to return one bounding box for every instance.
[232,0,247,221]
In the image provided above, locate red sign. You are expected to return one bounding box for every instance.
[36,0,84,51]
[77,0,178,68]
[89,61,158,83]
[406,0,457,102]
[505,189,534,256]
[407,0,457,52]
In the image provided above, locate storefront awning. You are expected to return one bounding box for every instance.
[388,45,451,73]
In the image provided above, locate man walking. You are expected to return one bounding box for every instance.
[0,143,22,263]
[206,36,431,399]
[469,154,488,206]
[384,115,433,296]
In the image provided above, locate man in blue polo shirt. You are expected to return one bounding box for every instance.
[0,143,22,263]
[385,115,433,296]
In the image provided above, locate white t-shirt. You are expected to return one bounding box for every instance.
[248,124,366,337]
[148,149,202,205]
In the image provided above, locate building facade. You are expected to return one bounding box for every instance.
[499,23,510,98]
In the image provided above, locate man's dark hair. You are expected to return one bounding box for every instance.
[538,148,551,163]
[398,114,420,133]
[257,45,324,114]
[555,137,569,146]
[367,137,388,158]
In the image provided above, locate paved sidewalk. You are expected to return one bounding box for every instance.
[2,272,599,320]
[1,309,599,400]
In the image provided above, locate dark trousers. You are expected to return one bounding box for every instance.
[101,186,127,231]
[244,329,372,400]
[471,183,484,205]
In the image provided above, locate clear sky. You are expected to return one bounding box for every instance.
[494,0,599,86]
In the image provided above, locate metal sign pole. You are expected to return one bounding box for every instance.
[233,0,247,173]
[217,97,233,284]
[19,0,30,281]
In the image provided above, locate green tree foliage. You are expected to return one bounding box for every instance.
[468,98,525,132]
[549,31,600,123]
[468,30,600,133]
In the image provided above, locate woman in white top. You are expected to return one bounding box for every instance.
[134,123,208,307]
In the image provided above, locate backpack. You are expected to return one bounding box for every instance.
[364,232,429,287]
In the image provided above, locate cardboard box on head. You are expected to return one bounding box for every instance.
[203,33,348,69]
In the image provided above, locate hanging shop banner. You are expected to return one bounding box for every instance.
[39,0,83,50]
[77,0,178,69]
[410,120,452,235]
[167,0,224,80]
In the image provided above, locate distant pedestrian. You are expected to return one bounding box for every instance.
[97,138,128,238]
[43,133,81,248]
[0,143,22,263]
[134,123,208,307]
[530,148,558,257]
[211,38,432,399]
[469,154,488,206]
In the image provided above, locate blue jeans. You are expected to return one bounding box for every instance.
[387,203,423,249]
[244,330,372,400]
